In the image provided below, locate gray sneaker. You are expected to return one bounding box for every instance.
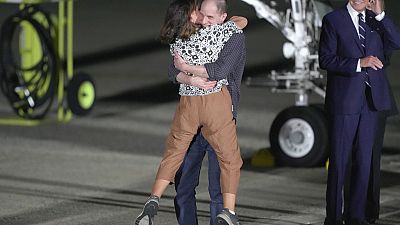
[216,208,240,225]
[135,195,159,225]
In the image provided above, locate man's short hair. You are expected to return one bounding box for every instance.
[215,0,227,13]
[201,0,227,13]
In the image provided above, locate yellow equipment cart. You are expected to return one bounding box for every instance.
[0,0,95,124]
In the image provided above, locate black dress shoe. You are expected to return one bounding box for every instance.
[366,218,376,224]
[324,218,344,225]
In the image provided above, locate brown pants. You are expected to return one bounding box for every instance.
[156,87,243,194]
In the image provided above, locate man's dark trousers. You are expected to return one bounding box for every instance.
[174,133,223,225]
[345,85,397,222]
[326,86,379,223]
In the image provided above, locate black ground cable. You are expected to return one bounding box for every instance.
[0,5,58,119]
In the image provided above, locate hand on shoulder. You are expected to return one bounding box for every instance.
[230,16,248,29]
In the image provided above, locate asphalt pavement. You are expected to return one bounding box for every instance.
[0,0,400,224]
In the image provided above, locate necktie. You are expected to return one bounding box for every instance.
[358,13,366,53]
[358,13,371,87]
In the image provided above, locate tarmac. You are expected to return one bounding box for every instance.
[0,0,400,224]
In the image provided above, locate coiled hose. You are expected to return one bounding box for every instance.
[0,5,57,119]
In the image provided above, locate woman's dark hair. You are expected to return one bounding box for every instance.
[159,0,199,44]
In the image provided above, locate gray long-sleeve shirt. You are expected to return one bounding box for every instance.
[168,33,246,119]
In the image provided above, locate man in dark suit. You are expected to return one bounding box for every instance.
[319,0,400,224]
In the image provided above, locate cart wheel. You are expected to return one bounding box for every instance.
[269,106,328,167]
[67,72,95,116]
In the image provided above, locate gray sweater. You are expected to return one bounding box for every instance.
[168,33,246,119]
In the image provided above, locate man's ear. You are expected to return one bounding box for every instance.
[221,12,227,22]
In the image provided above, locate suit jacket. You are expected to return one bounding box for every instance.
[319,6,400,115]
